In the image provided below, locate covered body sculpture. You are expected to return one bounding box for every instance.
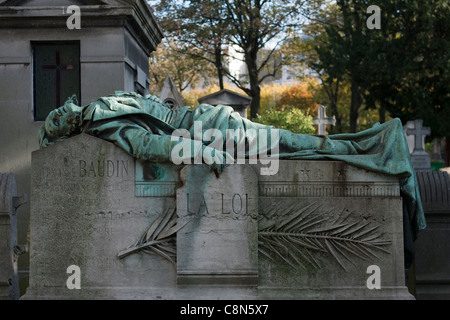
[38,91,426,265]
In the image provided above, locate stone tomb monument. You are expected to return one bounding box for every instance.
[159,76,185,110]
[198,89,252,119]
[24,134,412,299]
[0,173,27,300]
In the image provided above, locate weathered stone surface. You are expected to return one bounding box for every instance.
[135,161,182,198]
[416,170,450,213]
[24,134,177,299]
[252,161,412,299]
[176,164,258,285]
[255,160,401,198]
[24,135,412,299]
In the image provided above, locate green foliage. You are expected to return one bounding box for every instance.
[150,0,449,138]
[304,0,450,137]
[150,0,323,119]
[378,0,450,139]
[149,40,216,95]
[276,83,318,112]
[254,106,315,134]
[280,4,350,133]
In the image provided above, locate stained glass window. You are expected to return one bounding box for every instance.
[32,42,80,121]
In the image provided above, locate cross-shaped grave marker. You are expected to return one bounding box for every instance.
[405,119,432,170]
[406,119,431,154]
[312,105,336,135]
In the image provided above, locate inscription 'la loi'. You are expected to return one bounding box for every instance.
[187,193,250,217]
[79,160,129,178]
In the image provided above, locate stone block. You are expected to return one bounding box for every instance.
[24,134,177,299]
[176,164,258,286]
[252,161,412,299]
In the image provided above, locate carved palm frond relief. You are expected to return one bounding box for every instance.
[258,202,391,271]
[118,206,189,264]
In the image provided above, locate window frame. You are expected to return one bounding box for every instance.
[32,40,81,122]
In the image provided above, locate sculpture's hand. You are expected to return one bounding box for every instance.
[170,139,233,177]
[202,145,234,177]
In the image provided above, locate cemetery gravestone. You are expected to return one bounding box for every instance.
[312,106,336,135]
[0,173,26,300]
[431,139,444,162]
[198,89,252,119]
[405,120,431,170]
[0,0,164,290]
[159,76,185,110]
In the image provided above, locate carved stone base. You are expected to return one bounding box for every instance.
[23,135,413,300]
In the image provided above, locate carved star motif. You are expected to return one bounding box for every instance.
[300,167,310,177]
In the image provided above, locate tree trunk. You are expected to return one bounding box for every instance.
[329,101,341,134]
[249,86,261,120]
[248,79,261,120]
[328,79,341,134]
[218,70,224,90]
[350,79,363,133]
[215,46,224,90]
[246,50,261,120]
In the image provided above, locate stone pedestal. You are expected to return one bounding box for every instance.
[411,154,431,171]
[24,134,412,299]
[176,165,258,286]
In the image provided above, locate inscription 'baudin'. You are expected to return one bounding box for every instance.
[79,160,129,178]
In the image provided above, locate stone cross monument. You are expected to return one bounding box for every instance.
[312,106,336,135]
[405,119,431,170]
[406,119,431,154]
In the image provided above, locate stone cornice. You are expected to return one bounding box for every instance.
[0,1,164,53]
